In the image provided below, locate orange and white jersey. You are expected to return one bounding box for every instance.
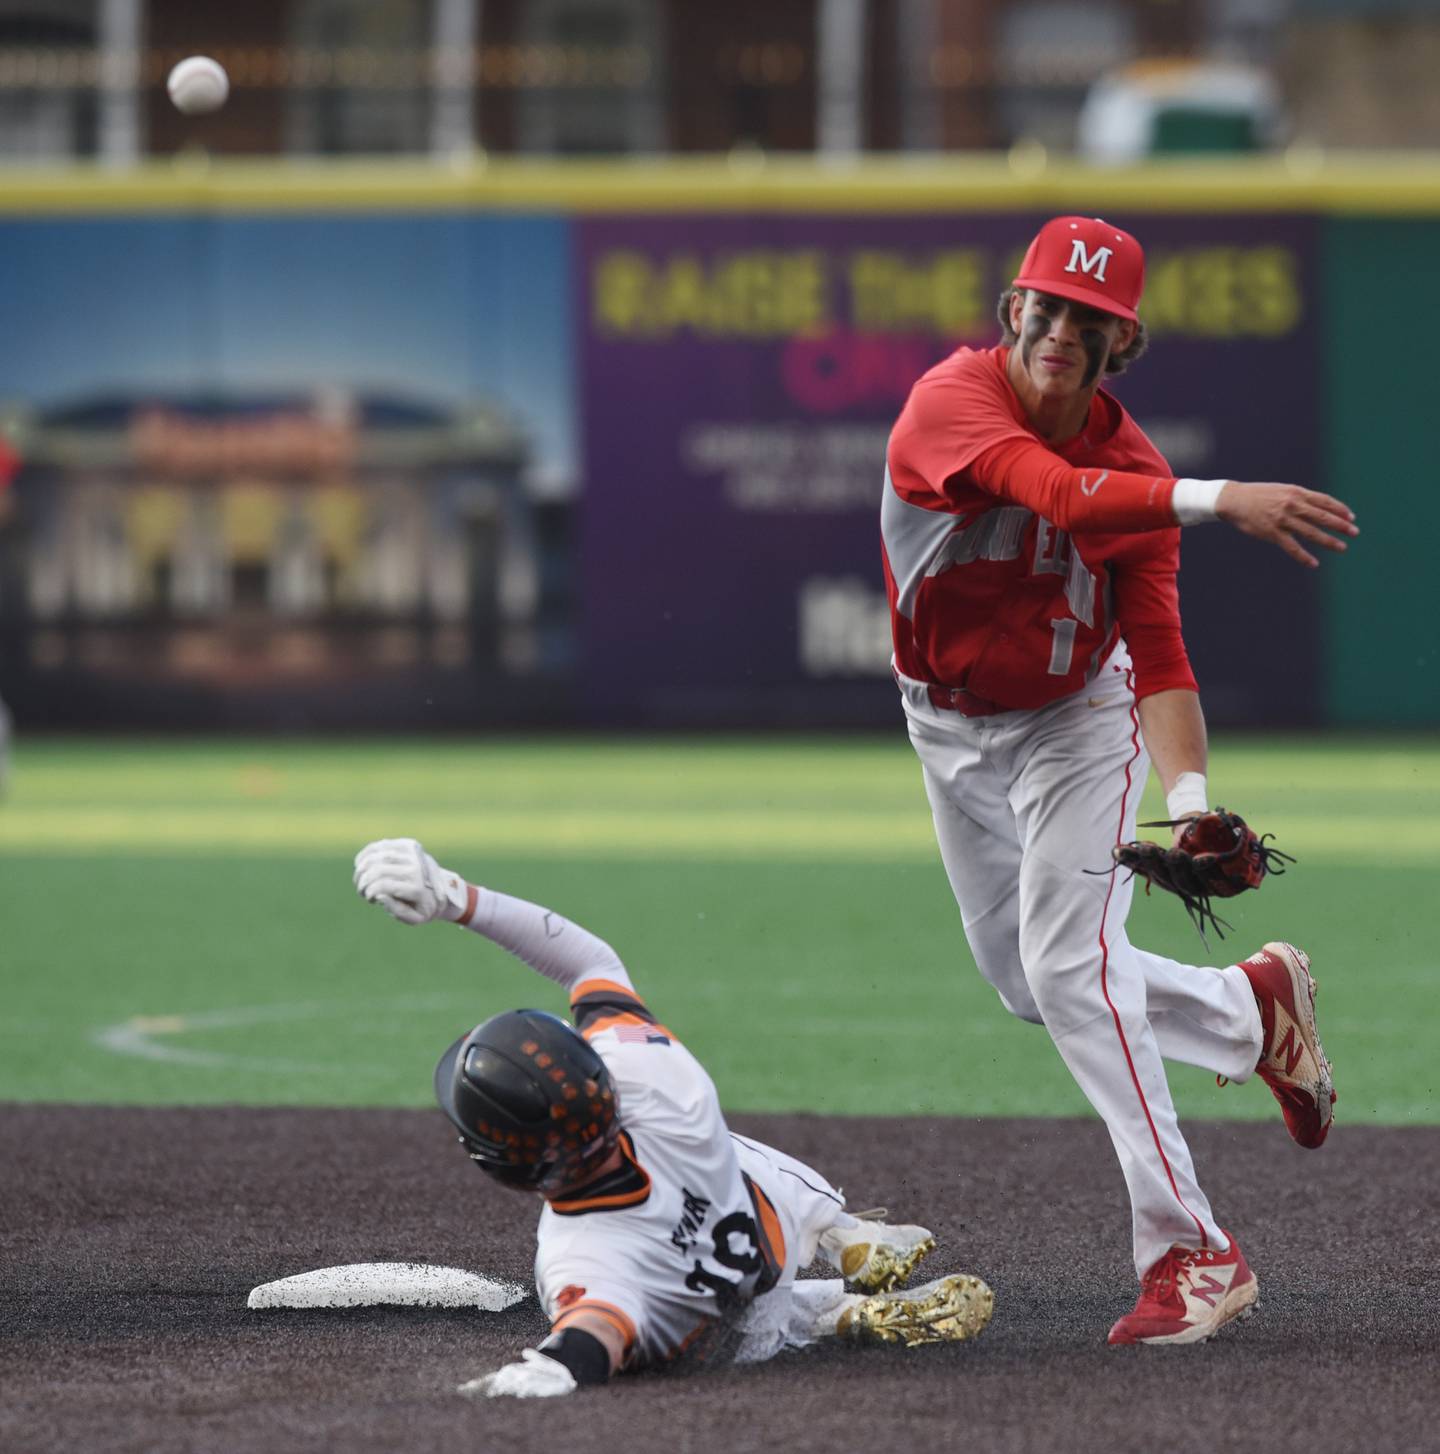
[533,978,799,1371]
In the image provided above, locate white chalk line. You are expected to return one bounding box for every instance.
[91,993,482,1073]
[85,965,1436,1077]
[90,994,995,1072]
[88,988,1002,1077]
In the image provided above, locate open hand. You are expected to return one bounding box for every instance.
[457,1349,578,1399]
[1217,482,1358,568]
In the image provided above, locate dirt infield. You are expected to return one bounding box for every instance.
[4,1104,1437,1454]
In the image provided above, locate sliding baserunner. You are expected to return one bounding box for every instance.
[353,837,993,1397]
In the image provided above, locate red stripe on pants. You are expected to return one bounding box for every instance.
[1096,670,1208,1251]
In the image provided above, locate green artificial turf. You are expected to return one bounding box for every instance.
[2,735,1435,1124]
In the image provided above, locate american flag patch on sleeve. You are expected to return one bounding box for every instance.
[614,1023,671,1046]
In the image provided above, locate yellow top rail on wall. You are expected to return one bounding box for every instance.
[0,153,1438,215]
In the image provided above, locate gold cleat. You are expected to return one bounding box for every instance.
[823,1212,938,1293]
[839,1231,938,1293]
[838,1274,995,1348]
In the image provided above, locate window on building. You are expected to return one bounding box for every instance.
[0,1,97,158]
[514,0,663,154]
[286,0,429,154]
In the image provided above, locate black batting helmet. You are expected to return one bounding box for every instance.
[434,1009,620,1194]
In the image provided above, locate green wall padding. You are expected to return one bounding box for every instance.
[1323,218,1439,725]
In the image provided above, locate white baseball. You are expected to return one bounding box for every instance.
[166,56,229,116]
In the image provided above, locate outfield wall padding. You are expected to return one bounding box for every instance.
[0,162,1426,728]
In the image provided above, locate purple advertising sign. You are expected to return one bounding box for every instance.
[578,213,1322,726]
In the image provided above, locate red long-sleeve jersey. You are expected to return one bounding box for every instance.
[882,345,1196,709]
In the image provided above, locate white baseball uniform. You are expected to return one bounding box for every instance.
[537,976,853,1369]
[457,886,864,1371]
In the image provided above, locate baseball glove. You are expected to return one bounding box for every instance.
[1111,808,1295,940]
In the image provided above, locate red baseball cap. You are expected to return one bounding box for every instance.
[1012,216,1145,322]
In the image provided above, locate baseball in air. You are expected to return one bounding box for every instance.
[167,56,229,115]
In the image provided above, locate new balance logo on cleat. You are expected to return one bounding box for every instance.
[1181,1270,1231,1314]
[1272,1018,1307,1078]
[1236,942,1336,1149]
[1109,1234,1258,1347]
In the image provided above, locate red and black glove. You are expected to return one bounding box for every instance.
[1112,808,1294,940]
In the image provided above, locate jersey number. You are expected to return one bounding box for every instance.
[683,1211,767,1300]
[1048,617,1078,676]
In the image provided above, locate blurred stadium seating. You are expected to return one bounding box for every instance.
[0,0,1436,163]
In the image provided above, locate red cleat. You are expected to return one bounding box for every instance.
[1108,1234,1258,1346]
[1237,942,1336,1149]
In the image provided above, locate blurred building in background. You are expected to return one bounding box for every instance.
[0,0,1433,732]
[0,390,545,726]
[0,0,1436,164]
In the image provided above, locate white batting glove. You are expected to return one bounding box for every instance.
[457,1348,578,1399]
[353,838,470,926]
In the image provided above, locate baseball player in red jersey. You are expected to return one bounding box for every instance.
[882,216,1356,1346]
[353,838,993,1396]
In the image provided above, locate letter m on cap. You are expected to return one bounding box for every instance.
[1065,239,1113,283]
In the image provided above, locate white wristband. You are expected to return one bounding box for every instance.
[1166,772,1209,821]
[1171,478,1227,525]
